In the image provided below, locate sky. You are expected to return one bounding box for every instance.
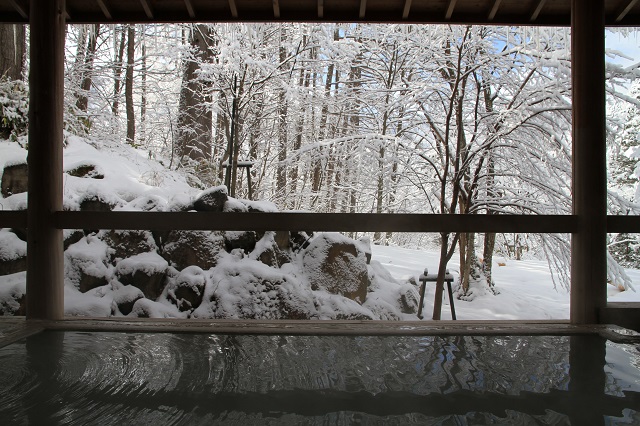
[606,29,640,67]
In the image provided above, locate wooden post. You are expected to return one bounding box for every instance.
[571,0,607,324]
[26,0,66,320]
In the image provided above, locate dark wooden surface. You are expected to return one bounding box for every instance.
[25,0,65,320]
[570,0,608,326]
[1,0,640,25]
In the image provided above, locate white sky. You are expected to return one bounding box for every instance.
[606,29,640,66]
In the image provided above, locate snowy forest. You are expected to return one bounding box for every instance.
[1,23,640,318]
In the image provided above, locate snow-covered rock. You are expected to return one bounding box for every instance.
[115,252,168,300]
[192,185,227,212]
[64,235,112,293]
[161,230,225,270]
[0,229,27,276]
[0,162,27,198]
[167,265,207,312]
[303,233,370,304]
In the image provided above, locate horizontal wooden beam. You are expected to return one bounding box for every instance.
[606,215,640,233]
[0,0,638,26]
[53,212,578,233]
[0,210,27,228]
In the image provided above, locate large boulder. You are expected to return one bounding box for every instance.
[167,266,206,312]
[129,298,181,318]
[1,163,28,197]
[192,185,228,212]
[115,252,168,300]
[302,233,370,304]
[0,230,27,276]
[101,229,157,262]
[64,236,111,293]
[224,231,257,253]
[111,284,144,316]
[250,232,291,268]
[79,194,115,211]
[161,230,225,270]
[65,163,104,179]
[0,276,26,316]
[63,229,85,250]
[193,262,315,320]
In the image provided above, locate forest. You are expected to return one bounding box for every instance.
[1,22,639,296]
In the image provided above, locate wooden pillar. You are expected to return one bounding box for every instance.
[26,0,66,320]
[571,0,607,324]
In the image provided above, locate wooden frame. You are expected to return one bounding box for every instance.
[0,0,637,326]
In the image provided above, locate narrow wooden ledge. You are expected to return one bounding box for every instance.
[19,317,604,337]
[2,318,638,347]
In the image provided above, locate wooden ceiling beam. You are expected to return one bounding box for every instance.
[139,0,153,19]
[318,0,323,19]
[530,0,546,22]
[616,0,639,22]
[7,0,27,19]
[402,0,412,19]
[228,0,238,18]
[445,0,457,20]
[273,0,280,18]
[488,0,501,21]
[183,0,196,19]
[359,0,367,19]
[96,0,112,20]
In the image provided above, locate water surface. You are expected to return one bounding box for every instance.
[0,332,638,425]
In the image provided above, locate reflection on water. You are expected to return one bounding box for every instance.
[0,332,639,425]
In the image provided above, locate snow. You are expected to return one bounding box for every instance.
[371,244,640,320]
[61,136,198,211]
[0,141,26,172]
[115,252,168,276]
[0,229,26,261]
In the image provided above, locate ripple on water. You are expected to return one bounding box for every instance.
[0,332,638,425]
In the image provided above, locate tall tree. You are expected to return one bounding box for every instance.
[75,24,101,114]
[125,25,136,145]
[177,24,216,162]
[0,24,26,80]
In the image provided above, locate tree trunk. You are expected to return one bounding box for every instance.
[177,24,215,162]
[0,24,26,80]
[140,27,147,144]
[276,27,288,201]
[76,24,100,114]
[125,25,136,145]
[111,25,126,116]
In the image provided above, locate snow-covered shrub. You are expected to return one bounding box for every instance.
[0,78,29,141]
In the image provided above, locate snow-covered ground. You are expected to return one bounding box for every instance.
[372,244,640,321]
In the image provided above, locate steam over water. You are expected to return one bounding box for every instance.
[1,332,639,424]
